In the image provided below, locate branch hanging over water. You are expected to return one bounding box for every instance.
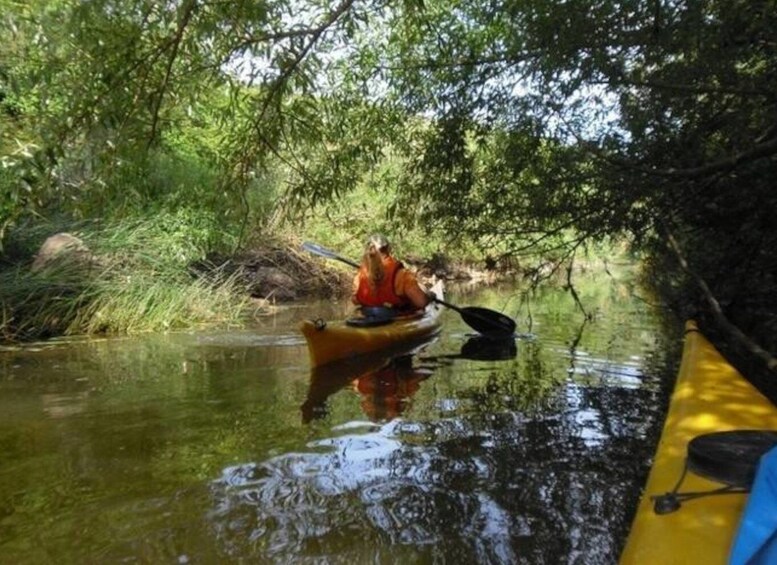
[564,249,591,321]
[664,227,777,372]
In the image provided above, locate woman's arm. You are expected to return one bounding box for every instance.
[397,270,430,310]
[351,272,361,305]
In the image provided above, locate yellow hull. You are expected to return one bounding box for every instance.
[620,320,777,564]
[300,282,444,368]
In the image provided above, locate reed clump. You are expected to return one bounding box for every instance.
[0,215,251,341]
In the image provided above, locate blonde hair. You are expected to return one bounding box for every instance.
[364,234,390,289]
[367,233,390,253]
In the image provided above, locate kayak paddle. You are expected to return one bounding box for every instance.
[301,241,517,337]
[302,241,360,269]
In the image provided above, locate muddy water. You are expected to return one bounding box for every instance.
[0,269,681,564]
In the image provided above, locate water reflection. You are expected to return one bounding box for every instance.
[0,274,679,564]
[302,335,519,424]
[209,336,528,561]
[302,354,433,424]
[439,334,519,362]
[461,335,517,360]
[209,343,649,564]
[210,418,519,563]
[354,356,433,421]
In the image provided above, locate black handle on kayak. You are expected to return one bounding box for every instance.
[301,241,517,337]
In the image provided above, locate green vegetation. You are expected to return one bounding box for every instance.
[1,0,776,371]
[0,215,250,340]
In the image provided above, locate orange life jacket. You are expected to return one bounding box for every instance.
[355,256,410,309]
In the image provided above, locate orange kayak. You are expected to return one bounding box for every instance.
[299,281,444,368]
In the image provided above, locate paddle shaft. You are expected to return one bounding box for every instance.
[328,254,359,269]
[432,296,465,314]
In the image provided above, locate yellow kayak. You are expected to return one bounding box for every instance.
[621,320,777,564]
[299,280,444,368]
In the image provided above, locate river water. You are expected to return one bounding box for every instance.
[0,266,682,564]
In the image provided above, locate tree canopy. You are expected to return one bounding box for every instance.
[2,0,777,360]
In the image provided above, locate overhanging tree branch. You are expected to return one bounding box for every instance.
[254,0,355,126]
[604,76,774,99]
[645,132,777,179]
[148,0,197,148]
[663,225,777,372]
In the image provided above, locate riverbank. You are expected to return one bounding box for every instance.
[229,239,512,304]
[0,229,515,343]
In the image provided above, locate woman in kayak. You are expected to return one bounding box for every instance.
[351,233,431,312]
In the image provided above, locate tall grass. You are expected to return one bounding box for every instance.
[74,268,248,335]
[0,214,251,341]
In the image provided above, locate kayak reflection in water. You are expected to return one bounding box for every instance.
[353,355,434,422]
[301,353,434,424]
[301,335,518,424]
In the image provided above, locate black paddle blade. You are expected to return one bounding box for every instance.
[460,306,516,336]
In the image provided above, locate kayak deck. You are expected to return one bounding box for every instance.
[620,320,777,564]
[300,280,444,368]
